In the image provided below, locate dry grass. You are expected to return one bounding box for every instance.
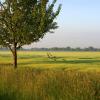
[0,51,100,100]
[0,67,100,100]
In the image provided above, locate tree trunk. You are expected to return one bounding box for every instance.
[13,43,17,69]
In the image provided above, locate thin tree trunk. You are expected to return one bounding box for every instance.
[13,43,17,69]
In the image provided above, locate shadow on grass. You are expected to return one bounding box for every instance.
[18,59,100,66]
[0,54,12,58]
[0,93,17,100]
[0,63,13,67]
[18,55,45,59]
[0,59,100,67]
[78,57,93,59]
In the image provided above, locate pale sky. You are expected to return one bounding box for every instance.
[1,0,100,48]
[27,0,100,48]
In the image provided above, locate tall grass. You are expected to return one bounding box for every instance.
[0,67,100,100]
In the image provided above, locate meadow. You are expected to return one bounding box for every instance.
[0,51,100,100]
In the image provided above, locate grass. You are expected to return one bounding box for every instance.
[0,51,100,71]
[0,51,100,100]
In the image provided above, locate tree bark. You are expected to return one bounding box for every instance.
[13,43,17,69]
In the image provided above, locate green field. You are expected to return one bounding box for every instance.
[0,51,100,100]
[0,51,100,71]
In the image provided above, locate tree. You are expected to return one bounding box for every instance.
[0,0,61,68]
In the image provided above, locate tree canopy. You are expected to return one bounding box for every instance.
[0,0,61,68]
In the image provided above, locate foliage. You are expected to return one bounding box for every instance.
[0,0,61,48]
[0,0,61,67]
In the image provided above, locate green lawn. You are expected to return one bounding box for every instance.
[0,51,100,100]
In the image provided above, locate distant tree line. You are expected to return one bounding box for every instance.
[0,46,100,51]
[30,47,100,51]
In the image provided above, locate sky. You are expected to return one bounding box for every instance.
[27,0,100,48]
[1,0,100,48]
